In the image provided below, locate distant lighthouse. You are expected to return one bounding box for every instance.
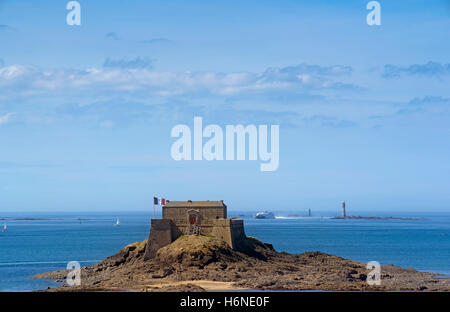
[342,201,346,218]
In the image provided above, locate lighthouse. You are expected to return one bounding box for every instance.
[342,201,346,218]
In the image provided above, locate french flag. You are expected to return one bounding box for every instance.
[154,197,166,205]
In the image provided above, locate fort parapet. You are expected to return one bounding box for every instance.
[144,200,246,260]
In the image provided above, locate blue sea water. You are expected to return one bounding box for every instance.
[0,211,449,292]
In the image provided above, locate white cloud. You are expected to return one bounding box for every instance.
[0,63,357,99]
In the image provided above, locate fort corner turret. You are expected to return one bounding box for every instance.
[143,200,246,260]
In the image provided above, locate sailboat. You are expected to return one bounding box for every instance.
[114,218,120,227]
[2,223,6,232]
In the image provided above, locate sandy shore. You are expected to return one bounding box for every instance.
[145,280,246,291]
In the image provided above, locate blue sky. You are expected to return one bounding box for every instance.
[0,0,449,213]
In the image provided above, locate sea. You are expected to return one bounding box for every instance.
[0,211,449,292]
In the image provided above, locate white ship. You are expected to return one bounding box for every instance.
[255,211,275,219]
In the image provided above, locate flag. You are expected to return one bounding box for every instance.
[153,197,158,205]
[161,198,166,205]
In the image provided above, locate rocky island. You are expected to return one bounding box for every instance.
[331,216,424,221]
[33,200,449,292]
[34,235,450,292]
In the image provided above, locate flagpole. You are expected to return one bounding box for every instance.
[153,201,155,219]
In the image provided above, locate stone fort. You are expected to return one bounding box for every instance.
[144,200,246,260]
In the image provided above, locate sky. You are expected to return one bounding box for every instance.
[0,0,449,213]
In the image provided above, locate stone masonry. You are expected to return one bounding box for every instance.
[144,200,246,260]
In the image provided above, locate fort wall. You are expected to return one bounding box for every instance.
[143,219,182,260]
[143,201,246,260]
[163,206,227,224]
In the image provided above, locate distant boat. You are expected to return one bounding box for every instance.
[114,218,120,226]
[2,223,6,232]
[255,211,275,219]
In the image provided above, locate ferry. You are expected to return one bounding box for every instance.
[255,211,275,219]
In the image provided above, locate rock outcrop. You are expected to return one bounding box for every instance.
[33,235,450,292]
